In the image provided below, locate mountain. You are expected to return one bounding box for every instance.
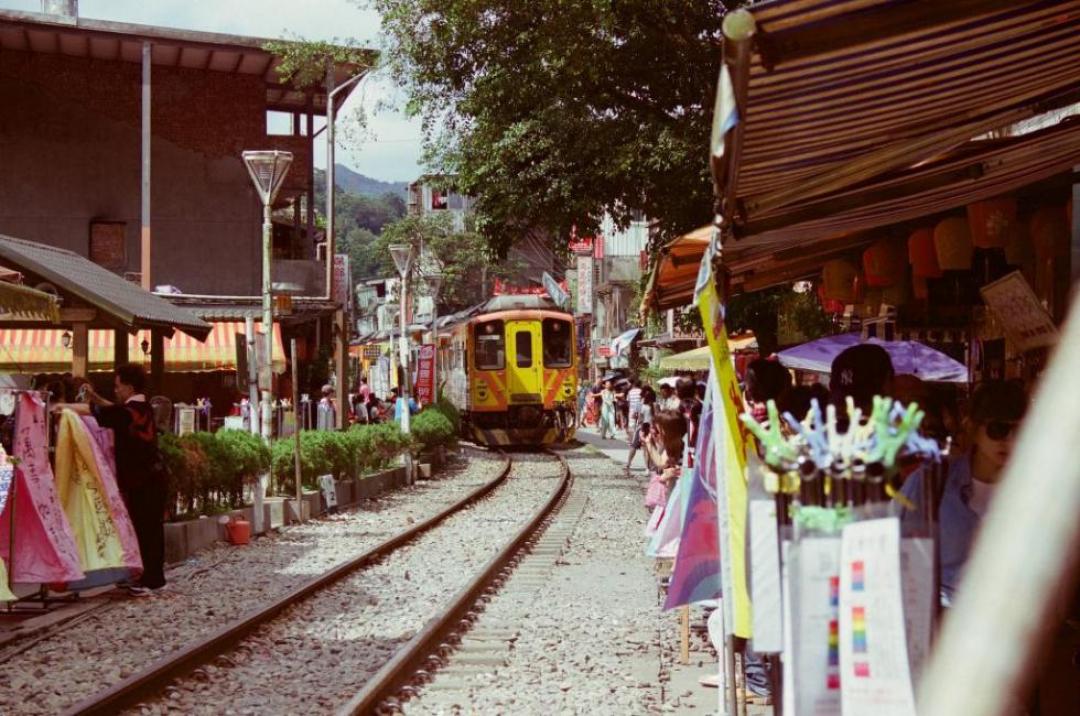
[314,165,408,198]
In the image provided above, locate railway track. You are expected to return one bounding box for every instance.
[60,448,572,715]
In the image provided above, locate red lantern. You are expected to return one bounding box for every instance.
[967,197,1017,249]
[862,288,883,318]
[912,274,929,300]
[882,271,910,307]
[933,217,973,270]
[863,239,906,287]
[816,283,845,314]
[821,259,859,303]
[907,228,942,278]
[1031,205,1069,260]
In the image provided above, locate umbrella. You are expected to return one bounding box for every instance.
[659,345,711,371]
[777,333,968,383]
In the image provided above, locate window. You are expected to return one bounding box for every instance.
[474,320,505,370]
[516,331,533,368]
[542,319,572,368]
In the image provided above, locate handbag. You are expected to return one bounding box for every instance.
[645,470,669,509]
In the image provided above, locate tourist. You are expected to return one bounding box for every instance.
[55,364,167,596]
[900,380,1028,603]
[829,343,895,414]
[598,380,617,440]
[626,379,643,440]
[316,384,336,431]
[626,387,655,474]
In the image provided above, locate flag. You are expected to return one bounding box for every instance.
[664,364,723,609]
[697,249,755,638]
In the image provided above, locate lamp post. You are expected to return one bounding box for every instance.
[243,150,292,530]
[424,272,443,400]
[389,243,414,481]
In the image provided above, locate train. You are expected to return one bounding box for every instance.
[433,295,578,446]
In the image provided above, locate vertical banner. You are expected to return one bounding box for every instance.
[372,355,391,399]
[788,537,843,716]
[839,518,917,716]
[415,344,436,405]
[696,240,754,638]
[576,255,594,314]
[332,254,352,310]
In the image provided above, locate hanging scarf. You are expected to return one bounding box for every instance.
[54,410,142,577]
[0,394,84,585]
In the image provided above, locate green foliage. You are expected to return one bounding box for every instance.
[263,37,376,92]
[411,409,455,451]
[313,171,407,284]
[162,429,266,520]
[215,429,271,479]
[371,0,727,255]
[271,424,411,492]
[433,396,461,435]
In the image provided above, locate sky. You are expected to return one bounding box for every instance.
[0,0,426,181]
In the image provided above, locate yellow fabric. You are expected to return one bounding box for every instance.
[699,269,754,638]
[54,411,126,573]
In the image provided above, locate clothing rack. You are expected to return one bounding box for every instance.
[0,389,81,614]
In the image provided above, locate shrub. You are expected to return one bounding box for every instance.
[411,409,455,451]
[433,397,461,435]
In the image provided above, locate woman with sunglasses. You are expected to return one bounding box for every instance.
[900,380,1028,604]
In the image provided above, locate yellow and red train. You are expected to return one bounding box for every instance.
[435,296,578,446]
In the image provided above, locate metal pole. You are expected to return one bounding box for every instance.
[431,297,439,401]
[140,41,151,290]
[325,64,336,300]
[399,273,413,482]
[245,316,259,437]
[262,201,274,446]
[291,338,303,523]
[918,290,1080,716]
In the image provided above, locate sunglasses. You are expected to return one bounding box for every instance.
[985,420,1019,441]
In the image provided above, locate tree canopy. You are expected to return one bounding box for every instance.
[371,0,728,256]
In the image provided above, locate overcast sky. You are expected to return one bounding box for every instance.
[0,0,425,181]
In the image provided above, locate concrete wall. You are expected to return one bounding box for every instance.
[0,49,312,295]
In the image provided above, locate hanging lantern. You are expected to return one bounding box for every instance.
[1003,222,1032,266]
[816,283,845,314]
[882,270,910,307]
[912,274,929,300]
[967,197,1017,249]
[863,239,906,287]
[821,259,859,303]
[1030,204,1069,260]
[933,217,973,270]
[907,228,942,278]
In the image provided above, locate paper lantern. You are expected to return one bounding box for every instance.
[816,283,845,314]
[821,259,859,303]
[967,197,1017,249]
[862,288,883,318]
[863,239,906,287]
[933,217,973,270]
[912,274,929,300]
[882,271,910,307]
[907,228,942,278]
[1030,205,1069,260]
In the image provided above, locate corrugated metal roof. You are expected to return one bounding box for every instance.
[0,234,210,338]
[715,0,1080,232]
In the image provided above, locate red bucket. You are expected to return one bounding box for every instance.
[225,518,251,545]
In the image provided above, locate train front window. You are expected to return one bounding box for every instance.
[515,332,533,368]
[475,321,505,370]
[542,319,572,368]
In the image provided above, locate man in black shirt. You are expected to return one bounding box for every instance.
[57,364,167,595]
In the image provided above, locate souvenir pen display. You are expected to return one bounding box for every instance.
[740,396,946,523]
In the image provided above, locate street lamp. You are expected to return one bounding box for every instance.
[242,150,293,445]
[424,272,443,401]
[389,243,414,481]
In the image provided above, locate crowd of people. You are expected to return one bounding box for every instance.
[581,347,1034,702]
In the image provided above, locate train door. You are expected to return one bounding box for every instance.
[506,321,543,405]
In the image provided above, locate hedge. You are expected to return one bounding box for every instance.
[271,422,410,492]
[161,429,270,521]
[411,409,455,451]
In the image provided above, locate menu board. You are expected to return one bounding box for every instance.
[979,271,1057,351]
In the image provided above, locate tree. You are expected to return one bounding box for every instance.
[376,213,520,314]
[371,0,728,256]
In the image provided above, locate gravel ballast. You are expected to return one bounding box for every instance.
[407,447,670,715]
[126,451,564,715]
[0,447,506,715]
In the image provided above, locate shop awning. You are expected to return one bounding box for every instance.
[0,321,285,374]
[0,279,60,323]
[715,0,1080,230]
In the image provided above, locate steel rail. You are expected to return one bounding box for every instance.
[64,451,514,716]
[338,448,574,715]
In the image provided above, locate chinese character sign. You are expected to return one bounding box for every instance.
[415,344,436,405]
[576,256,593,314]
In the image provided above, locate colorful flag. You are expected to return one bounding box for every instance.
[664,363,722,609]
[696,233,755,638]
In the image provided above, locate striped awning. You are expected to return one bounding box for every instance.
[715,0,1080,232]
[0,280,60,323]
[0,321,286,374]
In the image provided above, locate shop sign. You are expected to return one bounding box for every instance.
[979,271,1058,351]
[177,407,196,435]
[332,254,352,309]
[542,271,569,308]
[576,255,593,314]
[415,344,436,405]
[568,226,594,255]
[597,345,614,358]
[362,345,381,359]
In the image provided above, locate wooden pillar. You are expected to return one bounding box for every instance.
[150,328,165,396]
[71,323,89,378]
[306,96,315,260]
[114,328,129,368]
